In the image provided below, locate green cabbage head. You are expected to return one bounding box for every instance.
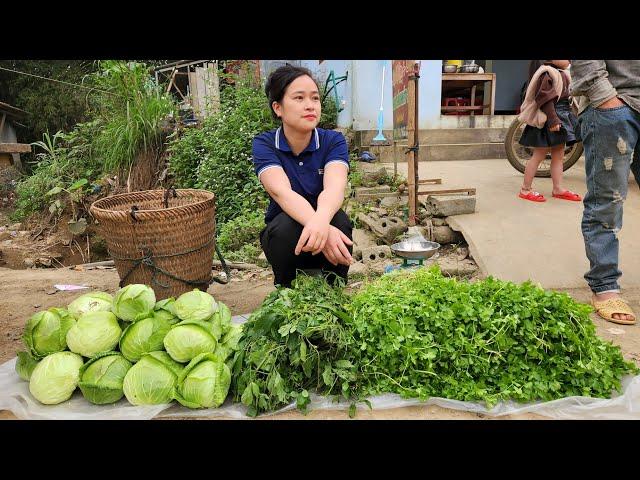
[214,323,244,362]
[173,353,232,409]
[174,289,217,322]
[153,298,179,324]
[119,315,172,362]
[66,311,122,358]
[112,284,156,322]
[78,352,132,404]
[67,291,113,319]
[122,351,183,405]
[217,302,232,336]
[15,351,40,381]
[23,308,76,359]
[163,320,218,363]
[29,351,84,405]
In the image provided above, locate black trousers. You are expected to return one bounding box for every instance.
[260,209,353,288]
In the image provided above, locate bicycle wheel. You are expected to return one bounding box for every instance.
[504,118,583,178]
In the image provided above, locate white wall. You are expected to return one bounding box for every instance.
[260,60,443,130]
[351,60,442,131]
[300,60,352,128]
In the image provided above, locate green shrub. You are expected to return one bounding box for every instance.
[11,61,175,221]
[12,122,103,220]
[216,210,265,263]
[169,77,276,225]
[91,60,175,172]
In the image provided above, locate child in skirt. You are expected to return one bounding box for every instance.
[518,60,582,203]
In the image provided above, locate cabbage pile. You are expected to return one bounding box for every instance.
[15,286,240,408]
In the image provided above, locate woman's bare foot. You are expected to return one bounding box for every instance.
[592,292,635,322]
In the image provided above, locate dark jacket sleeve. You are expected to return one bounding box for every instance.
[534,73,561,128]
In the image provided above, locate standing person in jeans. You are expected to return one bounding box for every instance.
[252,64,354,288]
[571,61,640,324]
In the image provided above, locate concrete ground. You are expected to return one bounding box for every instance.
[379,157,640,290]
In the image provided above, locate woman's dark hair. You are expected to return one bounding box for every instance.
[265,64,318,120]
[528,60,552,80]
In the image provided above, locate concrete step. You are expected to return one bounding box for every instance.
[364,142,507,162]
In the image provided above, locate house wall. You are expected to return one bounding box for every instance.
[491,60,529,111]
[261,60,443,131]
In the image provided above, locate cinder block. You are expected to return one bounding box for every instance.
[362,246,392,264]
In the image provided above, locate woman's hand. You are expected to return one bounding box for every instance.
[321,226,354,266]
[549,123,561,132]
[295,212,331,255]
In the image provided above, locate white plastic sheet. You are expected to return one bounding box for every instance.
[2,356,640,420]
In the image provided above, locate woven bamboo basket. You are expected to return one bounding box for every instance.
[89,189,216,300]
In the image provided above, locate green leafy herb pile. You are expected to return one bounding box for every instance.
[346,266,639,407]
[230,275,360,417]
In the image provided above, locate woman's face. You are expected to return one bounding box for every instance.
[550,60,570,69]
[272,75,321,133]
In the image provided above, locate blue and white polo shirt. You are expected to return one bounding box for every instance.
[252,127,349,223]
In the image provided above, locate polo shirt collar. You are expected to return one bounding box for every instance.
[275,127,320,153]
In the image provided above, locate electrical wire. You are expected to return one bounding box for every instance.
[0,65,124,97]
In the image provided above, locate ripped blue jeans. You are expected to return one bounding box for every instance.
[579,104,640,293]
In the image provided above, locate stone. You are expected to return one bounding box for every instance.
[352,228,377,248]
[419,201,436,217]
[436,257,478,277]
[361,167,389,186]
[380,195,406,209]
[431,217,448,226]
[9,223,22,231]
[2,240,13,247]
[455,246,469,260]
[256,252,269,268]
[348,261,367,275]
[432,226,464,245]
[427,195,476,217]
[362,245,392,264]
[352,228,378,261]
[23,258,35,268]
[38,257,53,267]
[368,207,388,217]
[355,185,391,201]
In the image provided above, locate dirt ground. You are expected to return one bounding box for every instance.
[2,266,638,420]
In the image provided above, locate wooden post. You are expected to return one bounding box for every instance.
[406,60,419,226]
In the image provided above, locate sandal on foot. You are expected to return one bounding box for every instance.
[552,190,582,201]
[591,297,636,325]
[519,191,546,202]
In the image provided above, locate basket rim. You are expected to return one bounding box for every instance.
[90,188,215,216]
